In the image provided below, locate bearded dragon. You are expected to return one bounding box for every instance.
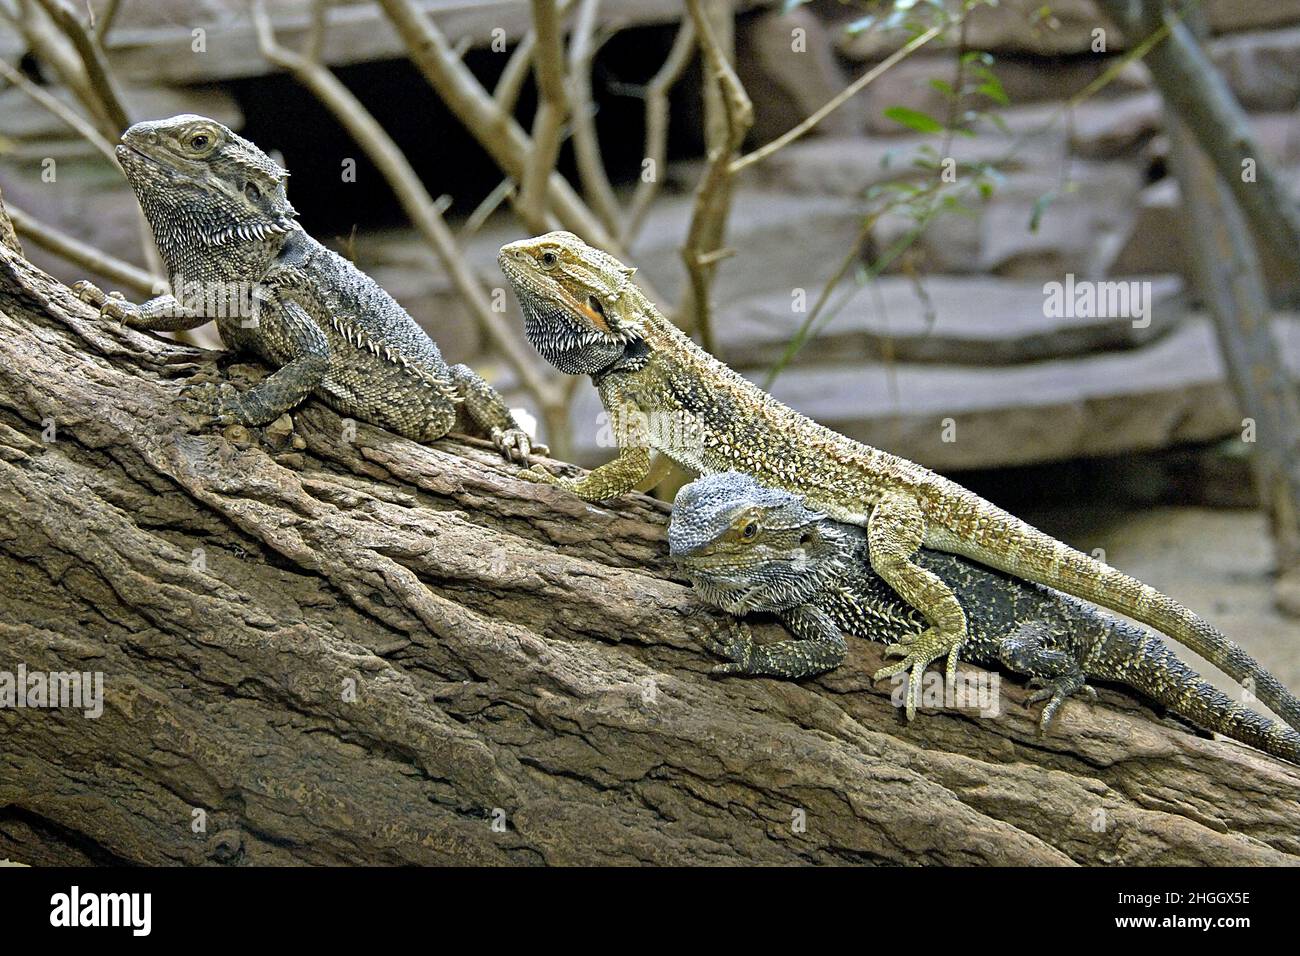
[75,114,540,462]
[667,471,1300,765]
[498,230,1300,724]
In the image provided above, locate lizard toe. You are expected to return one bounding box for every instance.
[72,280,105,306]
[180,382,249,427]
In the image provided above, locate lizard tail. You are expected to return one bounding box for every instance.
[1088,619,1300,766]
[946,517,1300,735]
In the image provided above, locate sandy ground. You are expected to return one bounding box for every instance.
[1025,505,1300,708]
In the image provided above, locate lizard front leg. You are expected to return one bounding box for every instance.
[997,622,1096,731]
[73,281,212,331]
[868,489,969,719]
[703,604,847,679]
[181,300,328,426]
[448,363,547,464]
[521,445,651,501]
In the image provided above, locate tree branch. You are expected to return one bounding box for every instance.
[0,55,117,163]
[566,0,622,237]
[519,0,570,228]
[2,233,1298,865]
[730,23,942,176]
[376,0,620,251]
[1095,0,1300,276]
[621,14,695,246]
[6,202,160,295]
[679,0,751,351]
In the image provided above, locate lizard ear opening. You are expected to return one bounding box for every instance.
[587,296,607,321]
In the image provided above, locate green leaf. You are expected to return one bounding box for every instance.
[883,106,945,134]
[975,78,1009,105]
[1029,190,1058,232]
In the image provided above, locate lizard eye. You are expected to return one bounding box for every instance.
[740,520,759,540]
[540,251,559,269]
[187,130,216,154]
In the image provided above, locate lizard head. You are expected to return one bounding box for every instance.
[116,114,297,248]
[498,231,642,375]
[668,472,856,615]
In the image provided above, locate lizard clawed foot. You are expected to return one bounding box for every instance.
[872,627,965,720]
[73,280,141,325]
[491,427,547,465]
[700,618,759,676]
[180,381,259,427]
[519,463,571,490]
[1025,674,1096,732]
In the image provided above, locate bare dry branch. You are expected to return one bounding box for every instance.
[31,0,129,135]
[12,0,109,134]
[303,0,331,63]
[679,0,751,352]
[622,15,695,246]
[375,0,624,252]
[567,0,621,237]
[1096,0,1300,281]
[92,0,122,41]
[14,0,164,277]
[462,177,518,239]
[7,202,160,294]
[493,32,537,113]
[0,56,117,162]
[251,0,562,421]
[730,23,942,175]
[519,0,570,228]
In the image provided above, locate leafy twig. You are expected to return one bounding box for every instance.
[730,23,942,176]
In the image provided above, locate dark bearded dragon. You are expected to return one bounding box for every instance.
[75,114,540,461]
[498,230,1300,726]
[668,471,1300,765]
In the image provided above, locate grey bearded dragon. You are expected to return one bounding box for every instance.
[668,471,1300,765]
[498,230,1300,727]
[75,114,540,462]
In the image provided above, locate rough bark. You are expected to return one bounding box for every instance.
[0,239,1298,867]
[1096,0,1300,273]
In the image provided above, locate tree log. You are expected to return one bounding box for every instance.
[0,237,1297,866]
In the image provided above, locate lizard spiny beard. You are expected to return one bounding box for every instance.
[517,287,625,376]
